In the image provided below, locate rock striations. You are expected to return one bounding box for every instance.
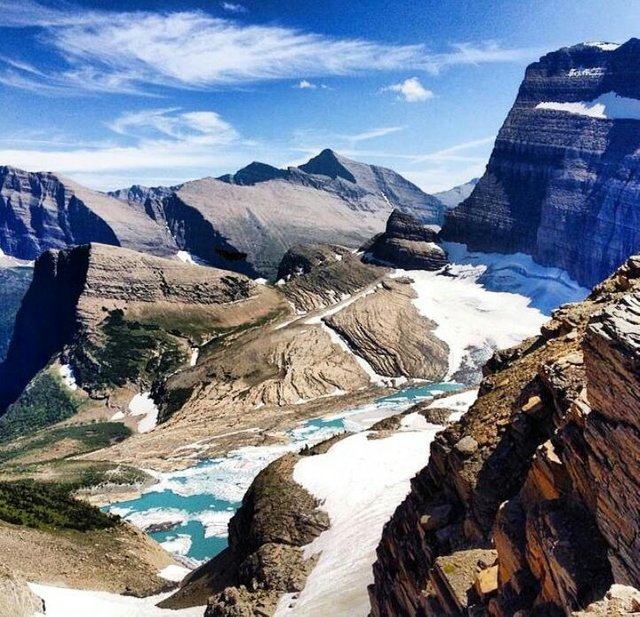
[0,166,176,260]
[367,209,448,270]
[443,40,640,287]
[369,254,640,616]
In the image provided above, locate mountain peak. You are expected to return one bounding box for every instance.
[298,149,357,183]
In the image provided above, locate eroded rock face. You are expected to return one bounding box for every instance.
[324,278,449,380]
[369,255,640,616]
[0,565,44,617]
[0,166,176,260]
[277,243,382,312]
[442,40,640,287]
[368,210,448,270]
[160,453,329,614]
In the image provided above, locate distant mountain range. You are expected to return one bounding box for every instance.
[0,150,443,278]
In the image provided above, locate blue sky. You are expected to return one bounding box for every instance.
[0,0,637,192]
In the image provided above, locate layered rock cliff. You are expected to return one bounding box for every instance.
[442,40,640,287]
[0,166,176,260]
[367,209,448,270]
[369,255,640,616]
[0,243,284,415]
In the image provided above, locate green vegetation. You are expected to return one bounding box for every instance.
[74,308,187,392]
[0,459,151,491]
[0,266,33,361]
[0,480,118,531]
[0,422,131,465]
[0,371,80,441]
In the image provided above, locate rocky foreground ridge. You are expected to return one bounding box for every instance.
[443,40,640,287]
[369,254,640,615]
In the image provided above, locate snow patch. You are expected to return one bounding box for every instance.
[428,389,478,422]
[29,583,204,617]
[189,348,199,367]
[568,67,605,77]
[129,392,159,433]
[160,534,192,557]
[584,41,620,51]
[277,426,441,616]
[58,364,78,391]
[176,251,207,266]
[537,92,640,120]
[158,564,192,582]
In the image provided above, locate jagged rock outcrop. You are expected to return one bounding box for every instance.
[367,210,448,270]
[277,243,383,312]
[369,255,640,616]
[160,452,330,614]
[112,150,442,278]
[0,166,176,260]
[0,243,285,413]
[0,564,44,617]
[324,278,449,380]
[442,40,640,287]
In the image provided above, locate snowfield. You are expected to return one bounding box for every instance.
[29,583,204,617]
[275,390,476,617]
[537,91,640,120]
[401,269,546,379]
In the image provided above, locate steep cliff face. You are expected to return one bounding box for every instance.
[369,255,640,616]
[0,243,284,414]
[442,40,640,287]
[0,166,176,260]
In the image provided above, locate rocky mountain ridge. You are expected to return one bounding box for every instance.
[107,149,444,278]
[369,253,640,616]
[443,39,640,287]
[0,166,177,260]
[0,243,285,421]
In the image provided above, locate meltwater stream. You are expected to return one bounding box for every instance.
[108,382,461,565]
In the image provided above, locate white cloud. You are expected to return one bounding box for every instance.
[0,2,540,95]
[221,2,247,13]
[0,108,257,190]
[383,77,433,102]
[295,79,317,89]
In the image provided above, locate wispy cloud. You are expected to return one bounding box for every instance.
[0,1,540,95]
[221,2,247,14]
[0,108,258,189]
[382,77,433,102]
[295,79,317,89]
